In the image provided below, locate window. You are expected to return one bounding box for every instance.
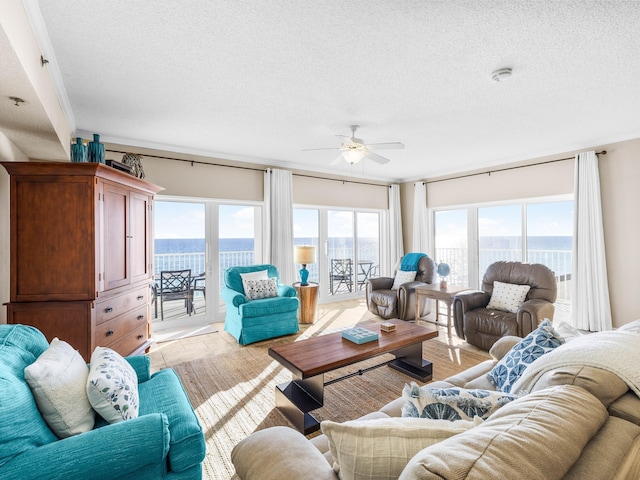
[434,198,572,311]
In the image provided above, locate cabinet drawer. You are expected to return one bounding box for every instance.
[95,287,148,325]
[96,305,148,346]
[106,323,149,358]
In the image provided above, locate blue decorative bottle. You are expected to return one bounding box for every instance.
[70,137,87,163]
[87,134,105,164]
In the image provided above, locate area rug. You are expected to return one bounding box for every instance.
[172,336,490,480]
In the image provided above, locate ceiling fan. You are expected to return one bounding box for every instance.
[303,125,404,165]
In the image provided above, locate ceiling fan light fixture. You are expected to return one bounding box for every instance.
[344,149,364,164]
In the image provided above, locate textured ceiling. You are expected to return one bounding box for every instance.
[31,0,640,182]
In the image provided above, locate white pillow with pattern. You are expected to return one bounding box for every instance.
[486,281,531,313]
[392,270,417,290]
[86,347,139,423]
[244,277,278,300]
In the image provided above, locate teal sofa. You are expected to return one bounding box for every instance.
[222,264,299,345]
[0,324,206,480]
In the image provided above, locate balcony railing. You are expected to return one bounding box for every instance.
[435,247,572,303]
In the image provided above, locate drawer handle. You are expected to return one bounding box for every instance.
[104,307,113,313]
[137,335,144,340]
[106,330,114,337]
[137,295,144,300]
[137,315,144,321]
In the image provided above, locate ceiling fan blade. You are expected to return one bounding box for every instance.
[336,135,355,145]
[366,142,405,150]
[363,151,391,164]
[329,152,347,165]
[302,147,341,151]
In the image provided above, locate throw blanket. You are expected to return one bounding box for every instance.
[400,253,426,271]
[511,331,640,397]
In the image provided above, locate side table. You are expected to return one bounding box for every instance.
[414,284,471,337]
[293,282,318,324]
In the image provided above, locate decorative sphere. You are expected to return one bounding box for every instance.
[437,263,450,277]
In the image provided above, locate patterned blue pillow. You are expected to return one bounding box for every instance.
[401,383,521,421]
[487,319,564,393]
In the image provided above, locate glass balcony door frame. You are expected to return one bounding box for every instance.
[432,194,573,291]
[294,204,386,304]
[155,195,263,324]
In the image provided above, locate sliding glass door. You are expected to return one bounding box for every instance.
[154,198,261,323]
[294,207,382,301]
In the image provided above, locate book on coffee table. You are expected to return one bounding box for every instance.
[342,327,379,344]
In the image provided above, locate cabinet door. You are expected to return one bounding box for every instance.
[11,175,96,302]
[130,192,152,284]
[102,182,130,290]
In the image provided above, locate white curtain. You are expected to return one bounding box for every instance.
[387,184,404,275]
[263,168,296,284]
[412,182,432,255]
[570,150,612,331]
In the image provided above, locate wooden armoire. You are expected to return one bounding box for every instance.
[2,161,163,361]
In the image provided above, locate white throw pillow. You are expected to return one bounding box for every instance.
[553,320,585,341]
[321,417,477,480]
[86,347,139,423]
[24,338,95,438]
[617,319,640,333]
[486,281,531,313]
[392,270,417,290]
[240,269,269,294]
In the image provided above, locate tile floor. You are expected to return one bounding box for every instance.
[148,298,486,372]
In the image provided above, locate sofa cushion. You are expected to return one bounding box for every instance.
[487,319,563,393]
[139,369,206,472]
[401,383,520,421]
[322,417,477,480]
[24,338,95,438]
[486,281,531,313]
[87,347,139,423]
[529,365,628,407]
[563,416,640,480]
[240,269,269,294]
[225,264,278,293]
[398,385,608,480]
[0,325,58,467]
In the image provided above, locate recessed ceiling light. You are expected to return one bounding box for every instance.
[491,68,513,82]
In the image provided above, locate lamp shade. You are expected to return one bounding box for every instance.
[294,245,316,265]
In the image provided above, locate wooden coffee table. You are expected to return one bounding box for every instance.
[268,319,438,434]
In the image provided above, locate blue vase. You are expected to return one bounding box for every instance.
[70,137,87,163]
[88,134,105,164]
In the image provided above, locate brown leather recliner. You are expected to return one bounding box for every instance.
[365,255,436,320]
[453,261,557,351]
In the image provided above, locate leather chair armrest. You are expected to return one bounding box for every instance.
[397,281,428,320]
[516,299,556,336]
[452,291,490,339]
[366,277,394,291]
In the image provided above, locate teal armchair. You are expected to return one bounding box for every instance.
[0,324,205,480]
[222,264,299,345]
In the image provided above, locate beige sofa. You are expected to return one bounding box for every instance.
[232,334,640,480]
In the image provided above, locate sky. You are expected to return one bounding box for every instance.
[436,200,574,247]
[156,201,380,239]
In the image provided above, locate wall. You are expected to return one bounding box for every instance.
[402,139,640,328]
[0,132,29,324]
[106,144,389,208]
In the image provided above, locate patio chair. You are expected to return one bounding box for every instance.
[157,269,194,321]
[330,258,353,293]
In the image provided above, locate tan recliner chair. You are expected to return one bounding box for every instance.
[365,255,436,320]
[453,261,557,350]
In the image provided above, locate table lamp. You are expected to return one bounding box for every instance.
[294,245,316,286]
